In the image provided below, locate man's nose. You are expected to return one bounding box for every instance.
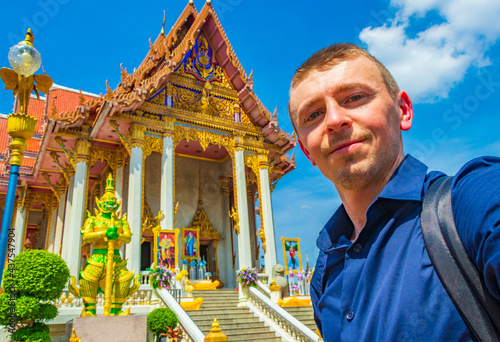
[324,100,352,133]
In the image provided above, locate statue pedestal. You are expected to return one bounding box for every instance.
[66,316,153,342]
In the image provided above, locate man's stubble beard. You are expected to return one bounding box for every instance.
[322,132,401,191]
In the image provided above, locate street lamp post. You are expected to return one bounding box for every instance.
[0,29,52,283]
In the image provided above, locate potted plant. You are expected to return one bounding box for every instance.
[291,284,300,296]
[0,250,69,342]
[147,308,178,341]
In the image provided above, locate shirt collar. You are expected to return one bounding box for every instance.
[377,154,428,201]
[316,154,428,252]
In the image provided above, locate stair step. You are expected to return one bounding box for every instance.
[196,321,265,331]
[225,332,281,341]
[188,289,291,341]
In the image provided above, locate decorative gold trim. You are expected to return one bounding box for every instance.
[173,125,235,154]
[28,185,52,190]
[245,153,265,252]
[175,152,230,163]
[93,138,121,145]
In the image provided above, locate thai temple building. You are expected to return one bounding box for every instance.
[0,2,323,341]
[0,0,295,285]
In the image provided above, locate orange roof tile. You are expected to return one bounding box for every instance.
[22,157,36,168]
[26,138,41,153]
[49,88,97,113]
[25,97,47,133]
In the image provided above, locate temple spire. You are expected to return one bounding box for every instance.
[160,10,166,36]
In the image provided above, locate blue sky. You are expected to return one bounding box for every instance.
[1,0,500,269]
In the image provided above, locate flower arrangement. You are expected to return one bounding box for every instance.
[296,271,305,281]
[288,270,295,278]
[291,284,300,292]
[148,264,175,289]
[236,267,258,287]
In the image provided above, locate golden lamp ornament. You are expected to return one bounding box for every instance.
[0,29,53,166]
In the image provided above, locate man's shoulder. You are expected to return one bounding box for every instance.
[451,156,500,205]
[449,156,500,266]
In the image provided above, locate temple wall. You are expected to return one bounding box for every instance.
[145,152,162,216]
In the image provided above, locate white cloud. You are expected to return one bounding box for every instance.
[359,0,500,102]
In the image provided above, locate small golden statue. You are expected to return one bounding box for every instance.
[68,174,140,316]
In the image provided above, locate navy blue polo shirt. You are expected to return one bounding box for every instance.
[311,155,500,341]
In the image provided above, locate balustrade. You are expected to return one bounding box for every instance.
[247,286,319,342]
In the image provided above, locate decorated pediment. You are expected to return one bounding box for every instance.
[177,32,231,87]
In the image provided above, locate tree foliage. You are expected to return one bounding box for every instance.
[0,250,69,342]
[147,308,178,338]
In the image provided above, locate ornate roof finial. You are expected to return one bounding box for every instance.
[292,151,295,163]
[78,89,85,105]
[50,96,57,116]
[105,79,113,97]
[272,106,278,121]
[189,0,194,4]
[206,0,212,5]
[248,68,254,89]
[160,10,166,36]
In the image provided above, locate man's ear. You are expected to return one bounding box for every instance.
[298,139,317,166]
[399,91,413,131]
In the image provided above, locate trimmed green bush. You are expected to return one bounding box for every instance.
[147,308,178,339]
[11,323,50,342]
[0,250,69,342]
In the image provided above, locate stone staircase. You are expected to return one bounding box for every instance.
[283,306,318,333]
[188,289,281,341]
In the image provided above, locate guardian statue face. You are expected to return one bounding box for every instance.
[97,173,120,214]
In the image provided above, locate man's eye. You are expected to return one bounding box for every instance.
[306,111,322,122]
[347,94,364,102]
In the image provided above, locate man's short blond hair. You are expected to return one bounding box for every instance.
[291,43,399,99]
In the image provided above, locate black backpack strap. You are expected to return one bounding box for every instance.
[421,176,500,342]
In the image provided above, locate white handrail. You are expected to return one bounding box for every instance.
[156,288,205,342]
[248,286,319,342]
[257,280,271,296]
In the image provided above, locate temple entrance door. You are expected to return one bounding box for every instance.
[200,241,216,281]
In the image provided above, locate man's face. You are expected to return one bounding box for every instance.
[289,56,412,191]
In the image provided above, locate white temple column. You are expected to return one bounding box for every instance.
[46,201,58,253]
[258,153,278,274]
[51,190,66,255]
[115,165,124,205]
[247,186,257,267]
[67,140,91,278]
[234,146,252,269]
[61,174,75,263]
[125,124,145,275]
[160,119,175,231]
[13,200,27,256]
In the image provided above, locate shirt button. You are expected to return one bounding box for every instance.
[346,311,355,322]
[353,244,363,253]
